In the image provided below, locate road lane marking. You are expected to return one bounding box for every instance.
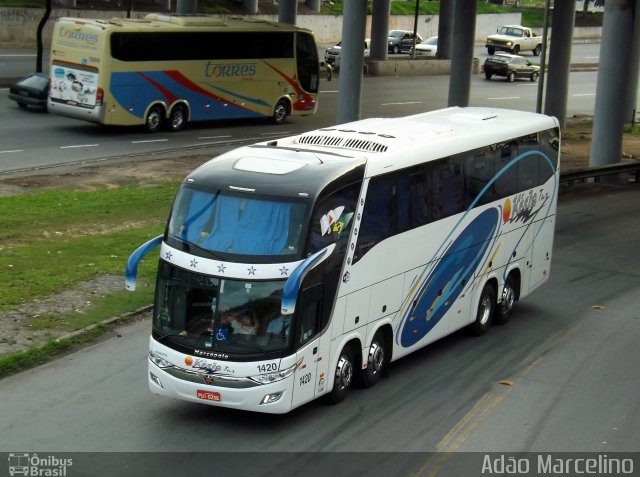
[59,144,99,149]
[0,149,24,154]
[131,139,169,144]
[198,135,232,139]
[487,96,520,100]
[381,101,422,106]
[573,93,596,97]
[259,132,290,136]
[321,90,339,93]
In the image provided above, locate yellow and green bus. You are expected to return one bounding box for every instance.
[47,14,320,132]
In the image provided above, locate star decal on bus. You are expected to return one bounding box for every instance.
[217,264,226,273]
[165,251,172,260]
[279,266,289,276]
[190,259,198,268]
[248,266,256,275]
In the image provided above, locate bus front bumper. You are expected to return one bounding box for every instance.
[148,358,295,414]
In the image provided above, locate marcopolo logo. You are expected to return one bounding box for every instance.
[8,453,73,476]
[58,27,99,44]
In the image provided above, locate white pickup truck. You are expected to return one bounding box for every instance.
[485,25,543,56]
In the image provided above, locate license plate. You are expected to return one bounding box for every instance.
[196,390,221,402]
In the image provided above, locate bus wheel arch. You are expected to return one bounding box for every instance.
[495,270,521,325]
[145,104,166,133]
[271,98,290,124]
[470,279,497,336]
[167,103,189,132]
[358,325,392,388]
[326,339,359,404]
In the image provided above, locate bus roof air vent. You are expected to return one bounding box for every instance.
[296,134,388,153]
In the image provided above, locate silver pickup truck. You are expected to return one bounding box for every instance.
[485,25,543,56]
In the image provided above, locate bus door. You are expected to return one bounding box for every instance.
[291,284,323,408]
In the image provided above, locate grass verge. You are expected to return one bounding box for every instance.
[0,179,180,378]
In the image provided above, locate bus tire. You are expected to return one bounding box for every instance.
[167,104,188,132]
[470,282,495,336]
[145,105,164,133]
[358,332,386,388]
[495,276,517,325]
[271,99,288,124]
[327,346,354,404]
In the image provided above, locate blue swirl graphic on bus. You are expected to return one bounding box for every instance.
[125,235,163,291]
[399,208,498,347]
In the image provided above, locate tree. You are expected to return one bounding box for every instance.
[582,0,605,15]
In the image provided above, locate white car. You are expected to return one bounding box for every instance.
[324,39,371,68]
[412,36,438,57]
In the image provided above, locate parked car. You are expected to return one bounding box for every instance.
[324,39,371,68]
[388,30,423,54]
[483,53,540,82]
[411,36,438,57]
[8,72,49,110]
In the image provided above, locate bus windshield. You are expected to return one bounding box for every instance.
[154,261,291,354]
[168,186,308,258]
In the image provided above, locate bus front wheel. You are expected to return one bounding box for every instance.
[272,99,288,124]
[167,104,188,132]
[327,346,354,404]
[471,282,495,336]
[145,106,164,133]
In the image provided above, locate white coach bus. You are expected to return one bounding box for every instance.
[126,107,560,413]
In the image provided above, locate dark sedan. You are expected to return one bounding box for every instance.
[483,54,540,82]
[8,72,49,110]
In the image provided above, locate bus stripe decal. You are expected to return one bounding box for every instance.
[137,72,177,104]
[261,60,316,112]
[163,70,255,113]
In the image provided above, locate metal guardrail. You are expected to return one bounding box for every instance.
[560,161,640,184]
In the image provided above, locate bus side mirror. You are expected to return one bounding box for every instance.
[125,235,163,291]
[281,243,335,315]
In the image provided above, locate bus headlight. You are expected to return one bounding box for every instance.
[248,358,302,385]
[149,351,174,369]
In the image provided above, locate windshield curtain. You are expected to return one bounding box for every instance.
[154,261,292,355]
[169,187,307,257]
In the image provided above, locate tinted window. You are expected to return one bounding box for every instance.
[111,31,294,61]
[354,127,559,261]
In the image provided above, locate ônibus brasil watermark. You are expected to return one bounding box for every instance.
[8,453,72,476]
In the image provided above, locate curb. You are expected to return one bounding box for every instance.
[54,304,153,343]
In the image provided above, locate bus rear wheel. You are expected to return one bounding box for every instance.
[359,333,386,388]
[167,104,188,132]
[327,346,354,404]
[145,105,164,133]
[470,282,495,336]
[495,276,517,325]
[272,99,288,124]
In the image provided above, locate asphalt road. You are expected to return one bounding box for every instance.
[0,70,601,177]
[0,186,638,475]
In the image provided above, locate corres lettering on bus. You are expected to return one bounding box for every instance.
[59,27,99,44]
[204,61,257,78]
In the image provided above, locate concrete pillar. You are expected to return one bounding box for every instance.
[543,0,575,128]
[336,0,367,124]
[437,0,454,59]
[370,0,391,61]
[279,0,297,25]
[448,0,476,107]
[623,2,639,124]
[176,0,197,14]
[243,0,258,15]
[590,0,636,168]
